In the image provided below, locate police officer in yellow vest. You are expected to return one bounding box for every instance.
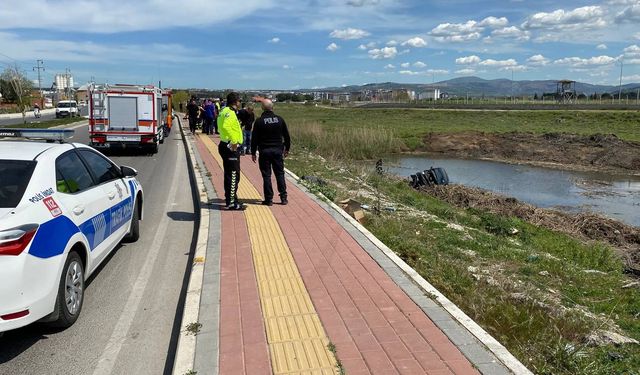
[217,92,244,210]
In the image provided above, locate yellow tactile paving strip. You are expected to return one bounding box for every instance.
[200,135,338,375]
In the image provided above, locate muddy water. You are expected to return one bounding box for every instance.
[385,155,640,227]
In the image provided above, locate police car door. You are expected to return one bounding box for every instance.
[55,150,111,271]
[75,149,129,266]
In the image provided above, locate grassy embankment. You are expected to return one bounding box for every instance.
[0,117,85,129]
[273,104,640,374]
[277,104,640,155]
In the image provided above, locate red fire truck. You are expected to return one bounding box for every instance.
[88,84,164,153]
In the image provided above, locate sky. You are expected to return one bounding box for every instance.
[0,0,639,90]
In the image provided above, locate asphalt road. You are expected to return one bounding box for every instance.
[0,124,197,375]
[0,106,89,127]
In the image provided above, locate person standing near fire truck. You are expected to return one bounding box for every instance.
[217,92,244,210]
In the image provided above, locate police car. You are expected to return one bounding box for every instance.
[0,129,143,333]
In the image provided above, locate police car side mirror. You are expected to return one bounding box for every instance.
[121,166,138,177]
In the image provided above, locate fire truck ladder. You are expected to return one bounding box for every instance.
[92,89,107,119]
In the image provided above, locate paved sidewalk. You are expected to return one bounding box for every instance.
[193,132,510,375]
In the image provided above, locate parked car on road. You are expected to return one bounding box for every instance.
[0,129,144,334]
[56,100,79,118]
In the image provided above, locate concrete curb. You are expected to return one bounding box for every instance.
[52,120,89,130]
[172,126,216,375]
[0,108,55,120]
[283,167,533,375]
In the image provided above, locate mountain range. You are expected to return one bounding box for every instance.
[316,76,640,97]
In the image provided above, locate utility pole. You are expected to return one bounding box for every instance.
[509,68,514,104]
[618,59,623,104]
[33,59,44,105]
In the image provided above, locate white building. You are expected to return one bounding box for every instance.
[54,74,74,91]
[418,88,441,100]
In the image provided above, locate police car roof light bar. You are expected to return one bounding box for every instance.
[0,128,75,143]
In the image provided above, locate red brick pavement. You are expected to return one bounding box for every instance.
[196,138,272,375]
[195,134,478,375]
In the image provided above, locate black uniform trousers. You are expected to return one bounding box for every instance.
[258,147,287,202]
[188,117,198,133]
[218,141,241,206]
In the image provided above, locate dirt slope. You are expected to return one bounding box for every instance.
[422,132,640,173]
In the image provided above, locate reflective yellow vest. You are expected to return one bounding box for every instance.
[217,107,243,144]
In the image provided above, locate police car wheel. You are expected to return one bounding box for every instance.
[52,251,85,328]
[123,201,140,242]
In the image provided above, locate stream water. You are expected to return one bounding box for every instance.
[384,155,640,227]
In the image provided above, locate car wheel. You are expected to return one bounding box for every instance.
[51,251,84,328]
[123,200,140,242]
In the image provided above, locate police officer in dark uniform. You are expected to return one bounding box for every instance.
[251,99,291,206]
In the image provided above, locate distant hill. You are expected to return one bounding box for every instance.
[314,76,640,97]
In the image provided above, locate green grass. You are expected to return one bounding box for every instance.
[0,117,85,129]
[274,105,640,153]
[285,152,640,375]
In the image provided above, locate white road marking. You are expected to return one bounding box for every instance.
[93,142,184,375]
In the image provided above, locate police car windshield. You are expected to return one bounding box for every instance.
[57,102,76,108]
[0,160,36,208]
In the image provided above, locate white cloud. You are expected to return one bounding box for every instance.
[268,37,280,43]
[554,55,617,67]
[430,20,482,42]
[400,62,410,68]
[427,69,449,74]
[0,31,198,64]
[330,28,370,40]
[413,61,427,68]
[479,58,518,67]
[491,26,530,41]
[615,4,640,23]
[455,55,481,65]
[533,33,561,43]
[522,6,606,31]
[368,46,397,59]
[401,37,427,48]
[384,64,395,69]
[386,40,398,46]
[624,44,640,55]
[357,42,377,50]
[0,0,276,33]
[455,68,476,75]
[399,70,419,75]
[635,32,640,40]
[326,42,339,52]
[282,64,291,69]
[526,54,550,66]
[623,74,640,82]
[596,43,607,50]
[624,45,640,64]
[0,30,316,74]
[507,65,528,72]
[346,0,381,6]
[478,16,509,28]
